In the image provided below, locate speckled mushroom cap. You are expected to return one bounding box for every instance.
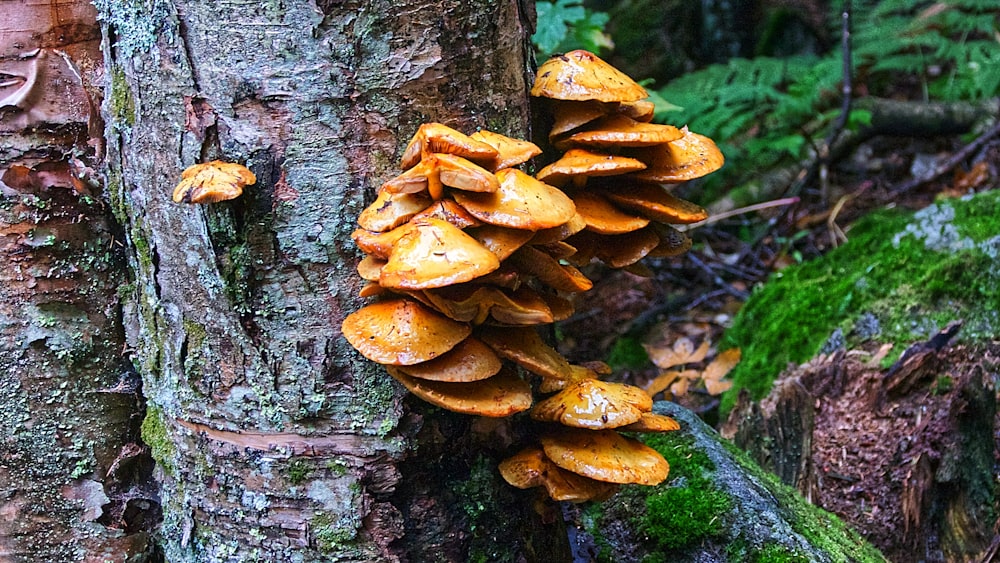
[385,365,533,417]
[452,169,577,230]
[541,427,669,485]
[341,298,470,365]
[535,149,646,187]
[378,217,500,290]
[531,379,653,429]
[531,50,648,102]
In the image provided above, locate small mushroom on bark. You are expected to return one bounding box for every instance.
[173,160,255,204]
[499,446,619,502]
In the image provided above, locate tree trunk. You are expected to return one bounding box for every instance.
[0,1,154,560]
[99,1,560,560]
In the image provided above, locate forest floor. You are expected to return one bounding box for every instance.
[557,114,1000,560]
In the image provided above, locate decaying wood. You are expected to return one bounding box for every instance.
[727,340,999,562]
[0,0,153,560]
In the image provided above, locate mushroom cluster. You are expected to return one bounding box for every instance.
[531,50,724,273]
[341,51,722,504]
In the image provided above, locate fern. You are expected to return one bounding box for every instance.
[532,0,612,60]
[651,0,999,196]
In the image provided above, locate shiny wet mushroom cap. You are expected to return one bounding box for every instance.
[396,336,502,383]
[531,379,653,429]
[535,149,646,188]
[541,427,669,485]
[341,298,471,365]
[452,169,577,231]
[469,129,543,171]
[379,217,500,290]
[531,50,648,103]
[630,127,725,183]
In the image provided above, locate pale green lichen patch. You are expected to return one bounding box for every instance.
[721,190,1000,412]
[93,0,171,59]
[140,404,176,477]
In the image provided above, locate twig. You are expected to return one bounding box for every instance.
[685,197,800,229]
[890,116,1000,196]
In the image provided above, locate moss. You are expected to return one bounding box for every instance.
[721,191,1000,413]
[109,67,136,128]
[639,433,733,551]
[606,335,651,370]
[720,440,887,563]
[140,404,176,477]
[311,511,360,556]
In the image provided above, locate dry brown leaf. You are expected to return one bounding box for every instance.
[644,337,710,370]
[702,348,741,382]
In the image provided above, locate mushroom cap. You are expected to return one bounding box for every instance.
[647,224,692,258]
[386,365,533,417]
[508,245,594,293]
[422,285,555,326]
[548,100,612,137]
[531,379,653,429]
[173,160,256,204]
[631,128,725,182]
[529,212,588,245]
[593,227,662,268]
[486,286,556,326]
[619,100,656,122]
[467,224,536,261]
[382,153,499,199]
[469,129,543,171]
[535,149,646,187]
[351,225,409,260]
[356,255,385,281]
[342,298,471,365]
[358,189,433,232]
[541,428,670,485]
[477,325,573,381]
[379,217,500,290]
[571,190,650,235]
[396,336,502,382]
[600,182,708,224]
[619,412,682,433]
[531,50,648,102]
[400,123,499,170]
[453,169,577,230]
[411,198,483,229]
[498,446,619,502]
[559,115,683,149]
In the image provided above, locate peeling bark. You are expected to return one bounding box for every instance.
[0,1,153,561]
[100,1,554,560]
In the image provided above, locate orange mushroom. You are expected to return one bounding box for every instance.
[382,153,499,201]
[385,365,532,418]
[499,446,619,502]
[400,122,499,170]
[531,50,648,103]
[541,428,669,485]
[599,181,708,224]
[358,189,433,232]
[396,337,502,383]
[557,114,683,150]
[452,169,576,231]
[379,217,500,290]
[341,298,471,365]
[619,412,682,433]
[571,190,650,235]
[531,379,653,429]
[172,160,256,204]
[535,149,646,188]
[630,127,725,183]
[469,129,543,171]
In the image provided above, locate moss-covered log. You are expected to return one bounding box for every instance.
[581,401,887,562]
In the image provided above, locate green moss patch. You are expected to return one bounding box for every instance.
[721,191,1000,412]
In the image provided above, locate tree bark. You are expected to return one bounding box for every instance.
[99,1,557,561]
[0,1,153,561]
